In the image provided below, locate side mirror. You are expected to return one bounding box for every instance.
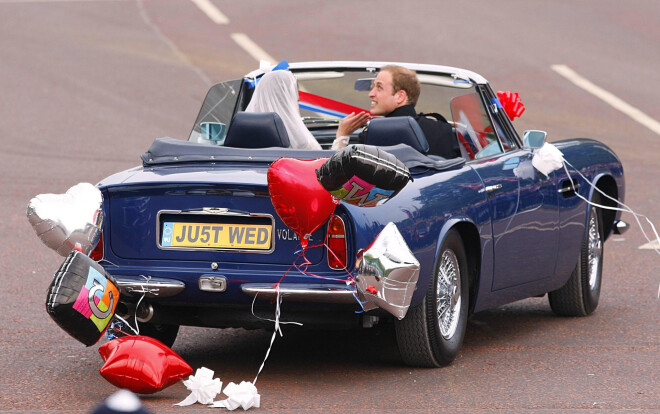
[354,78,375,91]
[200,122,227,145]
[523,130,547,148]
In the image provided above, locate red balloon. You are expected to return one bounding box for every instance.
[267,157,336,249]
[98,335,192,394]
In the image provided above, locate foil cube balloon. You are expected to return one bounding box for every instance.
[27,182,103,256]
[316,145,411,207]
[355,222,420,319]
[46,250,120,346]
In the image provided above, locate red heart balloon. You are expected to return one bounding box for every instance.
[268,157,336,249]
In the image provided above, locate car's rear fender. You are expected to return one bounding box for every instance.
[409,217,485,313]
[591,173,622,241]
[542,172,621,295]
[553,138,625,281]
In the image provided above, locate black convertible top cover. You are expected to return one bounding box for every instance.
[141,137,465,172]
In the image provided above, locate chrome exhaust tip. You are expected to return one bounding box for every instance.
[114,302,134,320]
[136,301,154,323]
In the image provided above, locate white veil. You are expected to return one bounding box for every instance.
[245,70,322,150]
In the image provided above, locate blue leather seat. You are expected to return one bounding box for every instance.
[364,116,429,154]
[224,112,291,148]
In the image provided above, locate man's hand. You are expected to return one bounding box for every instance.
[337,111,371,137]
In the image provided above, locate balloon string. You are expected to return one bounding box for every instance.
[294,213,365,310]
[562,160,660,255]
[109,275,156,337]
[560,160,660,297]
[290,242,355,283]
[291,238,366,312]
[252,210,368,384]
[249,290,302,327]
[253,285,283,385]
[112,315,139,336]
[111,291,146,337]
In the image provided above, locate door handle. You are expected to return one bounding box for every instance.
[558,179,581,195]
[480,184,503,194]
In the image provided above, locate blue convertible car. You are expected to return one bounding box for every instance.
[95,62,625,367]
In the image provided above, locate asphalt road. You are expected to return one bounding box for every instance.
[0,0,658,412]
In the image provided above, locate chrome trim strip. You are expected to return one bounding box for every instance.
[116,277,185,298]
[241,283,356,303]
[156,209,276,254]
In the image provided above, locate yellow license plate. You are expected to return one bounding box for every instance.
[161,222,272,250]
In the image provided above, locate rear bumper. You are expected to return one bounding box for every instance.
[116,277,186,298]
[116,275,356,304]
[241,283,357,303]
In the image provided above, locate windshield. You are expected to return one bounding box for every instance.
[294,69,474,128]
[187,67,510,158]
[188,79,242,145]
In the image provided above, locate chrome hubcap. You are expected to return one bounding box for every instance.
[436,249,461,340]
[587,207,602,290]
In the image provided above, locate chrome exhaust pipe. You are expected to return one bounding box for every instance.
[136,301,154,323]
[114,301,134,320]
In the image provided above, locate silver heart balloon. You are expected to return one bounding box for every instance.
[355,222,420,320]
[27,183,103,257]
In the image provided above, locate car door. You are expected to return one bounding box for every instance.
[451,86,559,290]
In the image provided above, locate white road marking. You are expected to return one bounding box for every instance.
[638,239,660,250]
[136,0,211,86]
[552,64,660,136]
[0,0,129,2]
[231,33,276,65]
[190,0,229,25]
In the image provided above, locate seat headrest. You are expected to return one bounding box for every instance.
[364,116,429,154]
[224,112,290,148]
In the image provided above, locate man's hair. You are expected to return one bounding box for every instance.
[381,65,421,107]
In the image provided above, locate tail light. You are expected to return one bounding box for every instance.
[90,232,104,261]
[326,216,347,270]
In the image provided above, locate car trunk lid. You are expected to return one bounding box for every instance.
[100,163,325,264]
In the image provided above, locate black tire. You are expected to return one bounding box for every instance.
[549,194,604,316]
[394,229,469,367]
[138,322,180,348]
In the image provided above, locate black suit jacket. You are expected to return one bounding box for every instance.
[358,105,460,159]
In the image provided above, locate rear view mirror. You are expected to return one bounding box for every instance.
[523,130,547,148]
[201,122,227,145]
[354,78,375,91]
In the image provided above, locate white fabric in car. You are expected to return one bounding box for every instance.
[245,70,322,150]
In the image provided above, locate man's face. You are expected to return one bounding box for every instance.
[368,70,404,115]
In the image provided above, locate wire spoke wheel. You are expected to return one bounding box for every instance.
[395,229,469,367]
[549,195,604,316]
[437,249,461,340]
[587,208,602,290]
